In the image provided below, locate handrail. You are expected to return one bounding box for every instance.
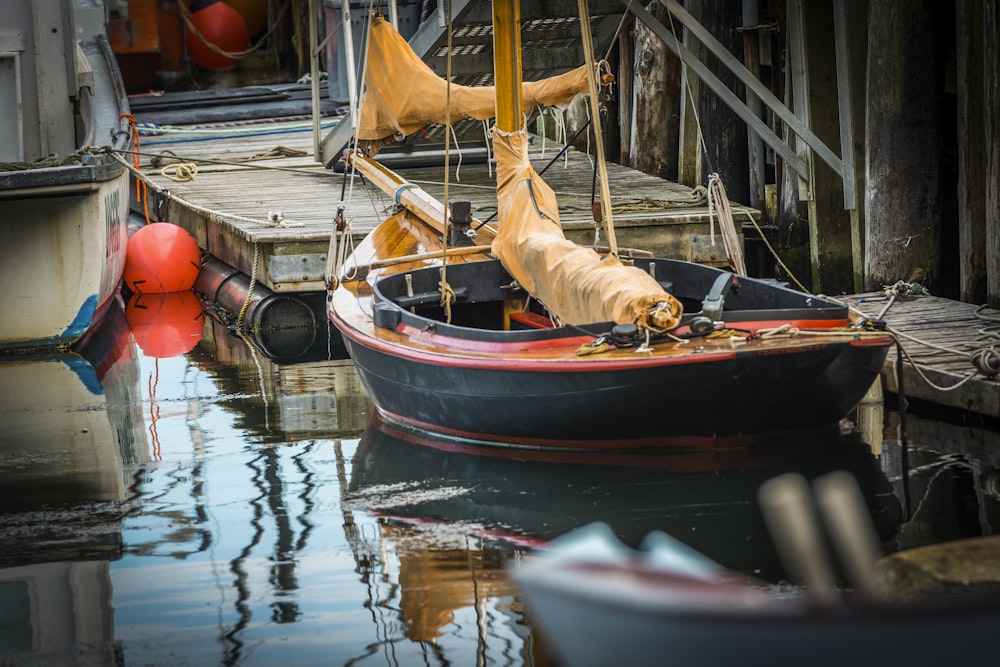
[626,0,856,210]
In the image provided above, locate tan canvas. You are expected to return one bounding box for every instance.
[490,128,682,329]
[357,15,591,154]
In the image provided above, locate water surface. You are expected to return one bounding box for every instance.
[1,300,997,666]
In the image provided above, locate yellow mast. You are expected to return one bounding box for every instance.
[492,0,523,133]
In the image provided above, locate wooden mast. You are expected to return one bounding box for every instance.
[493,0,523,133]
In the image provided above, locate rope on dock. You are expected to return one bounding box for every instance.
[848,294,1000,389]
[106,150,302,230]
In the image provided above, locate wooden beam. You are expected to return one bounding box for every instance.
[493,0,523,133]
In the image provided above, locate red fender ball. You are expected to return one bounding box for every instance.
[124,223,202,294]
[186,0,249,71]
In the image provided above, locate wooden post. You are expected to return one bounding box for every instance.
[985,0,1000,307]
[798,0,860,295]
[630,1,681,181]
[864,0,942,291]
[619,16,634,167]
[695,2,749,203]
[957,0,987,304]
[741,0,765,212]
[676,1,703,188]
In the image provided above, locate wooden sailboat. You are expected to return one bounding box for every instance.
[326,4,892,450]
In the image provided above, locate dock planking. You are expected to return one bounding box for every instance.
[133,118,759,293]
[130,121,1000,419]
[840,293,1000,418]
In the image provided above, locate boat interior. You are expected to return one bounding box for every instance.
[370,257,853,342]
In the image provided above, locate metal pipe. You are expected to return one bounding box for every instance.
[195,257,317,334]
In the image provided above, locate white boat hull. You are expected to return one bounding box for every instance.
[0,171,128,350]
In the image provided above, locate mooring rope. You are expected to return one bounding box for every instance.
[107,150,301,228]
[236,243,260,326]
[707,173,747,275]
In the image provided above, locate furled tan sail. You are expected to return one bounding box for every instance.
[491,128,682,329]
[358,15,591,154]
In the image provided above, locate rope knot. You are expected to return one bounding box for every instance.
[970,347,1000,378]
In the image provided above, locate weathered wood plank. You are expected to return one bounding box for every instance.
[134,119,759,290]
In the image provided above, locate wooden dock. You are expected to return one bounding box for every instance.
[129,118,999,419]
[131,117,760,294]
[840,293,1000,418]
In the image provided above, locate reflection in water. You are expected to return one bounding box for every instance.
[2,299,999,665]
[881,409,1000,550]
[197,314,371,442]
[348,417,902,585]
[0,300,145,664]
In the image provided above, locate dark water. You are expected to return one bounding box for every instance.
[1,297,998,666]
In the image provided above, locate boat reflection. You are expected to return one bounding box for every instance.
[0,299,146,558]
[194,312,371,442]
[343,414,903,649]
[0,299,145,665]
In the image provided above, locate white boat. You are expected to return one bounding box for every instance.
[0,0,132,351]
[512,522,1000,667]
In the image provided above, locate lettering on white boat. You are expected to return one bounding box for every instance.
[105,189,121,259]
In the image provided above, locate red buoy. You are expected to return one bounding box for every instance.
[124,222,201,294]
[186,0,248,71]
[126,291,205,358]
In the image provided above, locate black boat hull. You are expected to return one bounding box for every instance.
[339,328,888,449]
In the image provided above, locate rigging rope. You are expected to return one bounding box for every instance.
[438,1,456,324]
[120,114,152,225]
[577,0,618,257]
[707,173,747,275]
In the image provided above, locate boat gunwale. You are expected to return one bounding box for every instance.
[361,257,867,346]
[515,560,1000,624]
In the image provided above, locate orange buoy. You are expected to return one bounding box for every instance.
[186,0,248,71]
[223,0,268,37]
[125,291,205,358]
[123,222,202,294]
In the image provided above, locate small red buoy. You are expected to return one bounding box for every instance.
[186,0,248,71]
[126,291,205,358]
[124,222,201,294]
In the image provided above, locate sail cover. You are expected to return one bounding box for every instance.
[358,15,682,329]
[358,15,591,154]
[491,128,681,328]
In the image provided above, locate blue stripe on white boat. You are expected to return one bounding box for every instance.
[63,356,104,396]
[63,294,99,341]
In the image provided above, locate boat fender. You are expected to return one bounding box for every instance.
[373,302,402,330]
